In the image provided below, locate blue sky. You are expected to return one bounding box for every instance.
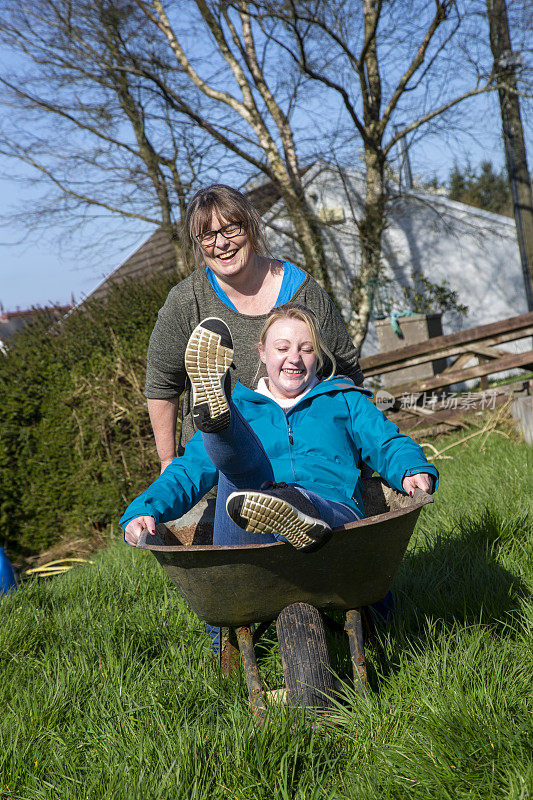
[0,170,153,311]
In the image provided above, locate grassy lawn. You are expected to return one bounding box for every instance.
[1,429,531,799]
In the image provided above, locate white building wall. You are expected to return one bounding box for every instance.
[264,163,529,362]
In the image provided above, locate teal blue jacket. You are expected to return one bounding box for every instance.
[120,378,438,529]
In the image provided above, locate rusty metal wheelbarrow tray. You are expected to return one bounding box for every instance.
[137,482,433,628]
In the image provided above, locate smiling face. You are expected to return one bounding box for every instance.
[199,211,255,283]
[258,317,318,400]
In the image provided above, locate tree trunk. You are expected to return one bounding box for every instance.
[349,148,386,349]
[281,187,333,295]
[252,152,331,292]
[347,0,386,349]
[487,0,533,311]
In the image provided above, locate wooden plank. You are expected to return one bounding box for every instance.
[362,327,533,376]
[479,354,490,391]
[391,379,530,434]
[360,312,533,376]
[405,421,466,437]
[345,609,369,696]
[511,397,533,445]
[468,343,509,359]
[441,351,476,374]
[361,312,533,368]
[400,404,438,417]
[386,349,533,396]
[439,345,508,388]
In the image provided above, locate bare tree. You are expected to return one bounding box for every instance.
[239,0,505,344]
[131,0,335,291]
[1,0,522,347]
[0,0,223,268]
[0,0,335,290]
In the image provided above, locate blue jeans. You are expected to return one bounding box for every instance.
[202,402,361,545]
[201,399,363,650]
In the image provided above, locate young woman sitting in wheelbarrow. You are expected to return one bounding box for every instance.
[121,304,438,555]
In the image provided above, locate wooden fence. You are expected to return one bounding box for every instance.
[360,311,533,395]
[359,311,533,434]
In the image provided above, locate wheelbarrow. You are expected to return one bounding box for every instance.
[136,478,433,720]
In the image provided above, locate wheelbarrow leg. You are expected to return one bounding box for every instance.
[236,626,267,722]
[345,609,370,697]
[218,627,240,674]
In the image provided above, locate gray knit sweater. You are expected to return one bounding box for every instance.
[145,268,364,453]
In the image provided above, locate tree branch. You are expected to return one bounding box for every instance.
[119,60,277,179]
[134,0,290,177]
[251,7,369,144]
[133,0,249,115]
[384,78,496,155]
[1,147,160,225]
[237,2,300,178]
[380,0,455,131]
[0,77,142,159]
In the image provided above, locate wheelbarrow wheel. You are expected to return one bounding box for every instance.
[276,602,336,712]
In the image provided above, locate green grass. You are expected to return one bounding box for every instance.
[1,432,531,799]
[489,372,533,388]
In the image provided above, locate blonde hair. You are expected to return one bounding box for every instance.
[259,303,337,378]
[185,184,269,265]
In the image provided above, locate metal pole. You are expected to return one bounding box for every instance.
[394,125,414,190]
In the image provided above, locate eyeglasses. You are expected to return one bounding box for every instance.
[196,222,243,247]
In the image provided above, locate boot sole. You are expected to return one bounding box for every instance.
[185,320,234,433]
[226,491,331,551]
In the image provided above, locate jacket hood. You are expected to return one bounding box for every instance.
[233,377,373,408]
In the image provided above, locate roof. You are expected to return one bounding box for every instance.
[0,305,72,346]
[83,227,180,305]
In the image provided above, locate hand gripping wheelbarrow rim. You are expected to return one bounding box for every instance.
[136,488,433,628]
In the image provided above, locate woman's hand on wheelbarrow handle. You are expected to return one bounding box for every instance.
[402,472,435,497]
[124,516,156,546]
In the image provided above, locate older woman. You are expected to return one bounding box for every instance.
[145,184,364,471]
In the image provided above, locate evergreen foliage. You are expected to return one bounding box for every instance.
[448,161,512,217]
[401,274,468,317]
[0,273,180,558]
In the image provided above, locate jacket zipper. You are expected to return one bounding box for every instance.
[286,419,296,479]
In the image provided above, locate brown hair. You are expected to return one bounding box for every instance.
[259,303,337,378]
[185,184,269,264]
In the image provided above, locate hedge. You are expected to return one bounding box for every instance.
[0,272,180,558]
